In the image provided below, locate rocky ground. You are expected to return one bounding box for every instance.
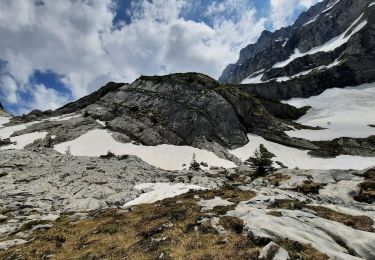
[0,147,374,259]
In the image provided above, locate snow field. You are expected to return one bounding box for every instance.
[283,82,375,141]
[123,182,206,207]
[54,129,237,171]
[230,134,375,170]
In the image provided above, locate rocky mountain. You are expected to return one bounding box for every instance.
[5,73,317,160]
[1,0,375,258]
[220,0,375,100]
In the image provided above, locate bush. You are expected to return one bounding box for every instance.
[245,144,276,176]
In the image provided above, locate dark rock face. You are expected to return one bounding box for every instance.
[83,73,289,149]
[220,0,375,100]
[10,73,318,153]
[309,136,375,157]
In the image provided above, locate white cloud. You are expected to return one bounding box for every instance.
[0,75,18,104]
[270,0,322,29]
[0,0,318,114]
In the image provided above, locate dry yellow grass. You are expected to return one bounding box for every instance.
[1,188,328,260]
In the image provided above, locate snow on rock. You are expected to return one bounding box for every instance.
[0,114,83,150]
[0,131,47,150]
[303,15,319,27]
[241,69,265,84]
[0,239,28,251]
[0,116,10,127]
[283,82,375,141]
[259,241,289,260]
[230,134,375,170]
[0,121,35,139]
[227,185,375,260]
[273,59,340,82]
[321,0,341,14]
[273,13,367,68]
[48,113,81,122]
[54,129,236,171]
[123,183,206,207]
[370,2,375,7]
[95,119,106,126]
[198,196,234,211]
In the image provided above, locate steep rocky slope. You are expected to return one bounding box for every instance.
[220,0,375,100]
[7,73,314,154]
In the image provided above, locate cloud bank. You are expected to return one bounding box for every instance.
[0,0,320,114]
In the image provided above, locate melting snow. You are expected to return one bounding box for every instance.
[230,134,375,170]
[0,114,81,150]
[198,196,234,211]
[273,59,340,82]
[302,15,319,27]
[284,82,375,140]
[54,129,236,171]
[0,116,10,127]
[241,69,265,84]
[321,0,342,14]
[227,185,375,259]
[123,183,206,207]
[273,14,367,68]
[0,131,47,150]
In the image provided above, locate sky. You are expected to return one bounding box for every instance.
[0,0,321,115]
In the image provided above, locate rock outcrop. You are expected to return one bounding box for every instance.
[220,0,375,100]
[0,102,10,117]
[11,73,313,151]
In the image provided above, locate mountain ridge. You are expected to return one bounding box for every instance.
[219,0,375,100]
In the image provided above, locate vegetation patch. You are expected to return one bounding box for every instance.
[269,199,305,210]
[196,187,256,204]
[0,190,261,260]
[277,239,329,260]
[266,173,291,186]
[306,205,374,232]
[354,168,375,203]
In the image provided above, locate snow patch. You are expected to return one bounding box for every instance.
[0,239,28,250]
[0,131,47,150]
[284,82,375,140]
[0,116,10,127]
[123,182,206,207]
[227,187,375,259]
[302,15,319,27]
[95,119,106,126]
[230,134,375,170]
[241,69,265,84]
[273,59,340,82]
[321,0,341,13]
[273,14,367,68]
[370,2,375,7]
[198,196,234,211]
[54,129,236,170]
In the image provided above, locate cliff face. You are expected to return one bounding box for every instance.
[220,0,375,100]
[52,73,292,149]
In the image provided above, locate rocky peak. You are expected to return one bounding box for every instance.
[219,0,374,100]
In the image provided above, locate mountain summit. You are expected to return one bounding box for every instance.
[220,0,375,99]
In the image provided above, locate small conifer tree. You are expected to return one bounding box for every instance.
[245,144,276,176]
[189,153,201,171]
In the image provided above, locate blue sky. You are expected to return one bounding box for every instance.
[0,0,321,115]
